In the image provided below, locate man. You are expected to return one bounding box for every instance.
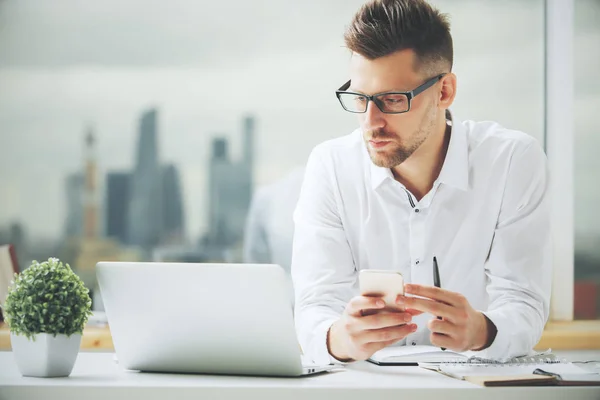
[291,0,551,365]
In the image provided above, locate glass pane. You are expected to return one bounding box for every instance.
[574,0,600,320]
[431,0,545,144]
[0,1,545,312]
[376,93,410,113]
[338,93,369,113]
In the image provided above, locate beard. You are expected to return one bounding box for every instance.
[364,103,437,168]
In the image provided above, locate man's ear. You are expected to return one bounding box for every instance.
[439,73,457,109]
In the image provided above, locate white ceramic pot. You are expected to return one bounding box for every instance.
[10,332,82,378]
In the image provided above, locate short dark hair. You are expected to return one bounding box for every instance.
[344,0,453,74]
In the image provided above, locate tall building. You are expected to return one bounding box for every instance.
[162,164,184,244]
[105,172,131,243]
[207,138,231,246]
[83,127,99,239]
[243,115,254,183]
[60,128,142,296]
[241,115,255,212]
[127,108,163,249]
[64,173,84,237]
[205,116,256,252]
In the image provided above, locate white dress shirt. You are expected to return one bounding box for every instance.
[291,112,552,365]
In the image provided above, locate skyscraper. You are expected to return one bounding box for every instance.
[127,108,163,249]
[64,173,84,238]
[205,116,256,253]
[243,115,254,184]
[207,138,232,246]
[105,172,130,243]
[162,164,184,244]
[242,115,255,211]
[59,127,143,294]
[83,127,99,239]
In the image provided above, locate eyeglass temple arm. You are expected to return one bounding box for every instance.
[338,80,351,92]
[337,74,444,96]
[412,74,446,97]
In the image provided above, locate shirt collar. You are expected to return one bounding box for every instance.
[436,111,469,191]
[369,110,469,191]
[370,160,395,190]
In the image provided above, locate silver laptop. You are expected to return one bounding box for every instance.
[96,262,336,377]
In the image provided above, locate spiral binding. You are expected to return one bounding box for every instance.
[440,355,565,366]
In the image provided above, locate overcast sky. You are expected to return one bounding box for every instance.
[0,0,598,245]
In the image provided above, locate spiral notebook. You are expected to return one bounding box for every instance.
[368,345,555,366]
[420,358,600,387]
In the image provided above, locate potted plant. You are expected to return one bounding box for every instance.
[3,257,93,377]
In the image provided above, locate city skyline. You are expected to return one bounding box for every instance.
[0,0,597,321]
[0,0,598,254]
[60,108,254,256]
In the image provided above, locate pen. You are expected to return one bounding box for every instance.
[433,256,446,351]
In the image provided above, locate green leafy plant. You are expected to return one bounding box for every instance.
[3,257,93,340]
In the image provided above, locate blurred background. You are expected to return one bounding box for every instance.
[0,0,597,318]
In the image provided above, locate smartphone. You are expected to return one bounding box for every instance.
[359,270,405,314]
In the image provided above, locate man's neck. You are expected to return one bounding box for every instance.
[391,119,451,201]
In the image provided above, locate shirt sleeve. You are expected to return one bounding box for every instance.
[243,186,272,264]
[291,145,357,365]
[473,140,552,360]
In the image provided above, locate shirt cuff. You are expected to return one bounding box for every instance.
[470,309,514,361]
[310,319,351,365]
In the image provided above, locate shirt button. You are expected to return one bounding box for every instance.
[415,260,420,265]
[415,209,420,213]
[411,341,417,346]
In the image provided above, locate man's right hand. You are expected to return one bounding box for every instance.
[327,295,421,361]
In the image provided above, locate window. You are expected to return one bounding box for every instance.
[0,1,578,319]
[433,0,545,145]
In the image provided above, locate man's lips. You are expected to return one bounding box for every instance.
[368,140,392,149]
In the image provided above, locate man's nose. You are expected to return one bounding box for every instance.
[362,100,386,131]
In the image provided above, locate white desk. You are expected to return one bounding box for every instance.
[1,351,599,400]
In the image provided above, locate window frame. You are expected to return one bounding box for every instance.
[545,0,575,321]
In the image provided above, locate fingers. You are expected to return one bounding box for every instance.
[430,332,455,350]
[404,308,424,317]
[397,295,459,322]
[380,338,400,347]
[346,296,385,317]
[359,323,418,344]
[362,338,402,357]
[404,284,466,307]
[354,311,413,331]
[428,319,474,352]
[427,317,456,336]
[339,305,419,361]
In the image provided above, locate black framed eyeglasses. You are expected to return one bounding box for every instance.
[335,73,446,114]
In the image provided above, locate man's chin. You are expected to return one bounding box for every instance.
[369,149,404,168]
[369,153,401,169]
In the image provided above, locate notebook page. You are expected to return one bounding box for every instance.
[370,345,468,363]
[535,364,600,376]
[440,362,594,379]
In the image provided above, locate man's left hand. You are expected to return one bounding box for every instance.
[398,284,496,352]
